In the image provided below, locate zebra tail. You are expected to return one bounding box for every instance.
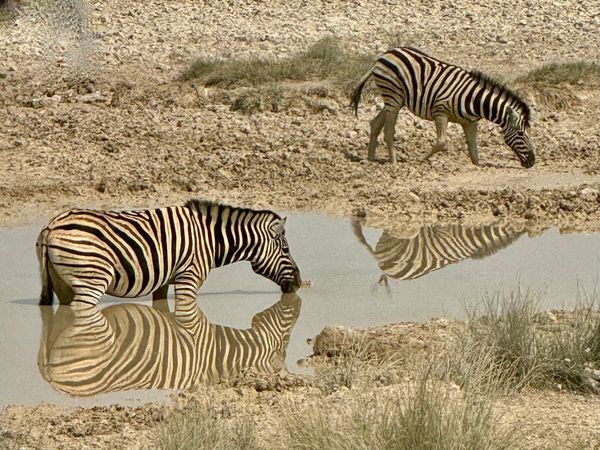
[350,66,374,116]
[36,228,54,305]
[351,220,375,254]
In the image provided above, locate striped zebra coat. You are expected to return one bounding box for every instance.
[351,47,535,167]
[352,221,525,282]
[36,200,301,309]
[38,293,301,395]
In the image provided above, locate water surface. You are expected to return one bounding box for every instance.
[1,215,599,406]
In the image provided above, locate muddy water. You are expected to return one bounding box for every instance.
[1,215,599,407]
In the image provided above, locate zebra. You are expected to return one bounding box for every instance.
[351,47,535,167]
[36,199,301,308]
[37,293,301,396]
[352,220,525,283]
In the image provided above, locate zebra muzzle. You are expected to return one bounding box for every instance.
[280,270,301,293]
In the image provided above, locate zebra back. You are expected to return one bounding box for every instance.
[354,223,525,280]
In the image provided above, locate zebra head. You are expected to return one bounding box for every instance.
[503,107,535,168]
[251,217,301,293]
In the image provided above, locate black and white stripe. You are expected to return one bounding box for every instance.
[38,293,301,395]
[351,47,535,167]
[36,199,301,307]
[353,221,525,281]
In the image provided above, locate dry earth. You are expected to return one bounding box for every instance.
[0,0,598,229]
[1,0,599,448]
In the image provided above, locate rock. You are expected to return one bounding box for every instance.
[492,203,507,216]
[579,187,599,202]
[559,201,573,212]
[524,210,536,220]
[311,99,339,114]
[78,93,108,104]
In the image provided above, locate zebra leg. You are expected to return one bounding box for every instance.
[383,107,401,163]
[65,271,111,306]
[152,284,171,313]
[461,121,479,165]
[47,263,75,305]
[172,274,202,330]
[423,114,449,160]
[367,109,386,161]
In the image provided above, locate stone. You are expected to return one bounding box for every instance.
[78,93,108,104]
[580,187,599,202]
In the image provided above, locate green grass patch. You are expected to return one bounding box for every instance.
[182,37,373,89]
[518,61,600,85]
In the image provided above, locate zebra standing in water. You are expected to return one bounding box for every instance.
[352,221,525,282]
[36,200,301,310]
[38,293,301,395]
[351,47,535,167]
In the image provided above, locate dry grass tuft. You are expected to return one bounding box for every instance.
[182,37,373,91]
[312,332,404,395]
[0,0,21,24]
[287,364,519,450]
[154,397,258,450]
[518,61,600,86]
[463,286,600,393]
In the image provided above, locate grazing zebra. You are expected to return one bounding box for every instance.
[38,293,301,395]
[351,47,535,167]
[36,199,301,308]
[352,221,525,282]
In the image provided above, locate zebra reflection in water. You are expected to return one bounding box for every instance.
[38,293,300,396]
[352,221,526,287]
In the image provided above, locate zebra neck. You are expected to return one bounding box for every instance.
[477,85,510,127]
[213,235,256,267]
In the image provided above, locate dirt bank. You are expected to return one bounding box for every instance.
[0,0,598,230]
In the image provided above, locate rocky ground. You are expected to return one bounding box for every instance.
[0,0,599,448]
[0,0,598,230]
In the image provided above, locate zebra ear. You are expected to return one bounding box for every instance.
[270,218,286,237]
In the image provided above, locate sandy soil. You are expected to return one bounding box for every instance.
[0,0,599,448]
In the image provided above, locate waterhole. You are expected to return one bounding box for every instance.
[1,215,598,406]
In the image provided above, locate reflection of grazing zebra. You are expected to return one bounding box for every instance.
[38,293,301,396]
[352,221,525,281]
[351,47,535,167]
[36,200,301,308]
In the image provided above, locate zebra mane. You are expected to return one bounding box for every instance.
[184,199,281,219]
[469,70,531,127]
